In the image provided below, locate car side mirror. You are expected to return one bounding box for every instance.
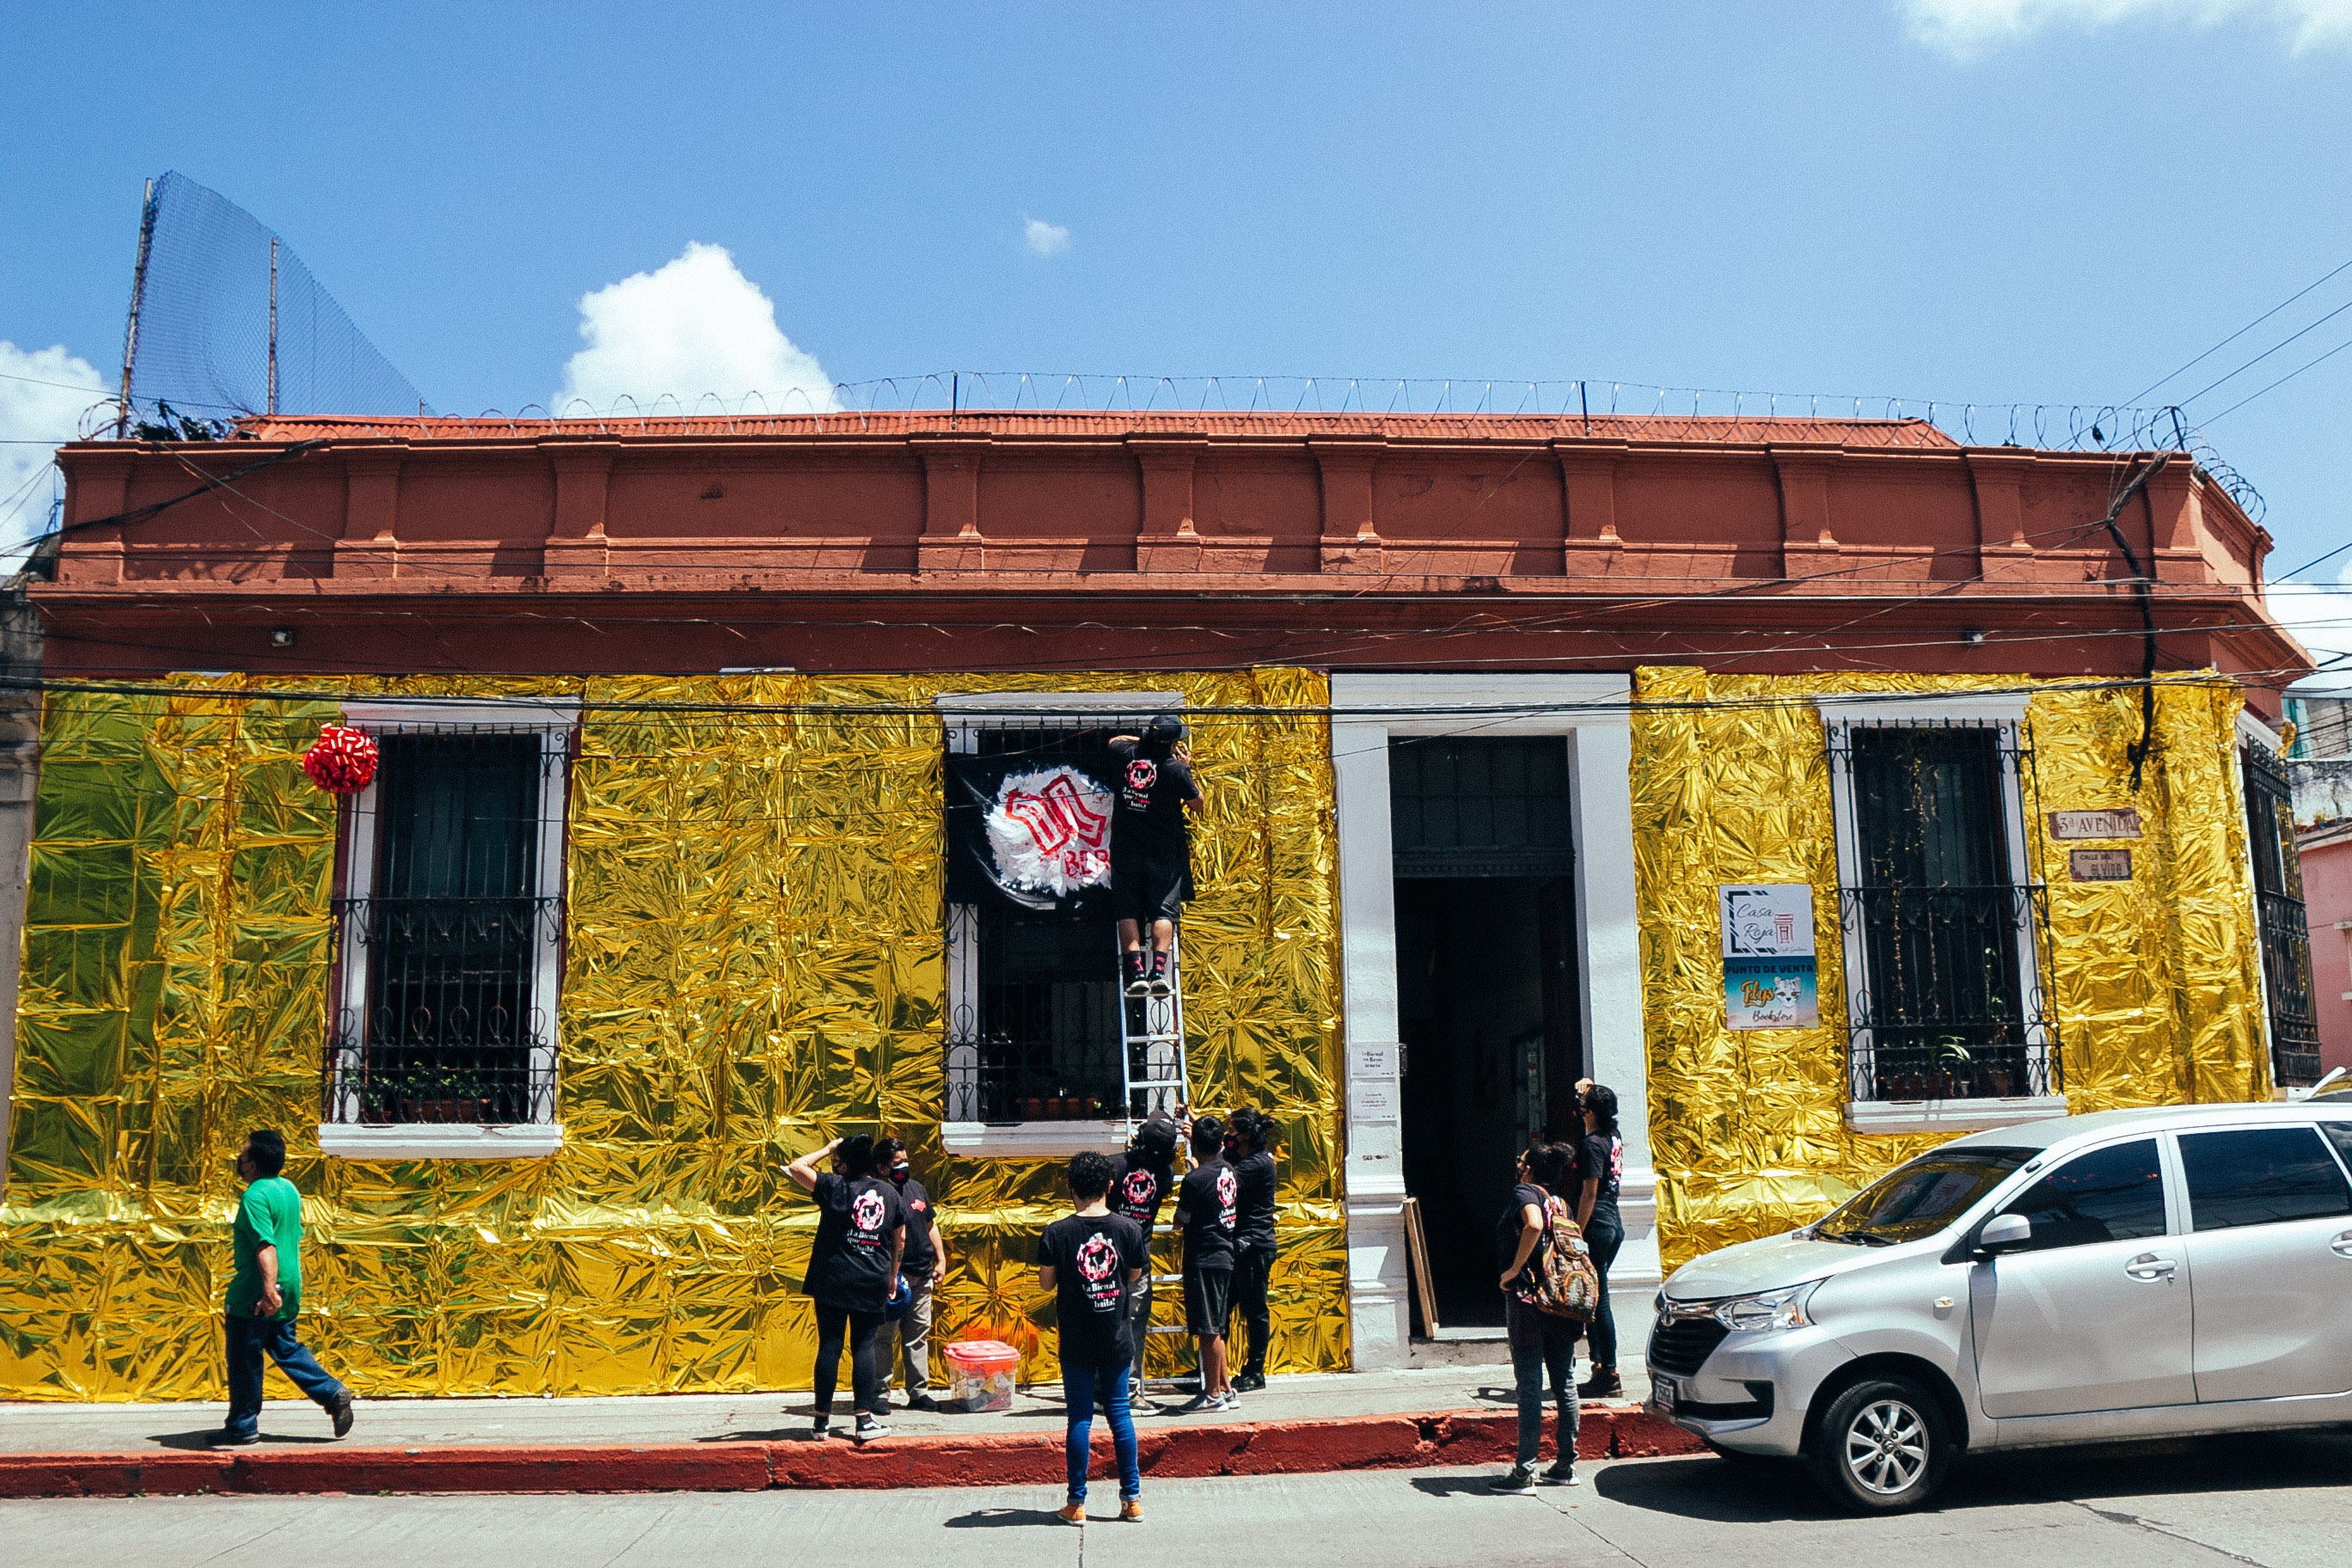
[1976,1212,2031,1255]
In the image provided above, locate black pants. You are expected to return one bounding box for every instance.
[1229,1243,1272,1376]
[1583,1210,1624,1369]
[813,1302,885,1417]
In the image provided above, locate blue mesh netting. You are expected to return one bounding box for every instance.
[125,171,429,420]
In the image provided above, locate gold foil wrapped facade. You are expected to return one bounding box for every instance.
[1632,668,2270,1270]
[2,670,1344,1400]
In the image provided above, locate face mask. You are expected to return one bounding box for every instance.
[890,1161,911,1179]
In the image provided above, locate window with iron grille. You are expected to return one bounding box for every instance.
[940,697,1174,1125]
[322,714,572,1127]
[2242,743,2321,1087]
[1825,714,2057,1106]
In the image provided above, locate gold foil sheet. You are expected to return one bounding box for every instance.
[3,670,1344,1400]
[1632,667,2270,1271]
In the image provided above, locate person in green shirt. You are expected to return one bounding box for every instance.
[215,1129,354,1445]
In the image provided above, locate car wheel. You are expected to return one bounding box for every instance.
[1807,1376,1950,1514]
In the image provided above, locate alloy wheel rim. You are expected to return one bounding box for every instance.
[1842,1399,1927,1494]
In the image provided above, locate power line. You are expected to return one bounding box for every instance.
[2122,255,2352,405]
[2200,330,2352,428]
[2177,295,2352,410]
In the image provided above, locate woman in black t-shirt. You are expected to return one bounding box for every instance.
[787,1134,907,1442]
[1571,1082,1626,1400]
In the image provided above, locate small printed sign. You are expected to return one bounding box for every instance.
[1719,885,1818,1028]
[1724,957,1819,1029]
[1718,885,1816,958]
[2048,809,2143,841]
[2069,848,2134,882]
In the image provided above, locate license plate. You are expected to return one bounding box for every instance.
[1651,1375,1678,1410]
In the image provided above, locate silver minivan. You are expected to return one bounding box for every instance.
[1646,1100,2352,1512]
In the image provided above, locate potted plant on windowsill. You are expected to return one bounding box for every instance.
[400,1069,489,1124]
[1932,1038,1974,1099]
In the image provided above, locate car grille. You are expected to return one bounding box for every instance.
[1646,1314,1730,1378]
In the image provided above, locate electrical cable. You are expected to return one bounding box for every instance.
[2122,256,2352,406]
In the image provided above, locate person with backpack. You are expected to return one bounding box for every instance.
[1489,1142,1585,1495]
[1106,1110,1181,1390]
[785,1133,908,1442]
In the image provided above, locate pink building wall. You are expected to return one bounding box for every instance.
[2299,824,2352,1080]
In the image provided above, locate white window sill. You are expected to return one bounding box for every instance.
[316,1122,565,1161]
[940,1120,1130,1157]
[1843,1096,2067,1136]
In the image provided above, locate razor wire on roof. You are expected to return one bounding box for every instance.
[120,171,430,426]
[252,371,2264,520]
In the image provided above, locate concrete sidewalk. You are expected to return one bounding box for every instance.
[0,1358,1681,1498]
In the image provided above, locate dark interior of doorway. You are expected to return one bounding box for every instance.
[1396,876,1579,1331]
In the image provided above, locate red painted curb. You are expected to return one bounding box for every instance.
[0,1406,1704,1498]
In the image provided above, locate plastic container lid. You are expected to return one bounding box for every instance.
[942,1338,1020,1363]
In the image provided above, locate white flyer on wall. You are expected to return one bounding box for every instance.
[1719,884,1818,1029]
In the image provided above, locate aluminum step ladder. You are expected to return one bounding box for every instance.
[1118,926,1199,1392]
[1118,926,1187,1121]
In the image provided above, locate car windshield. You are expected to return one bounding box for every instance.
[1814,1147,2031,1245]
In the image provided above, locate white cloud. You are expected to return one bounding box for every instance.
[0,340,109,556]
[1901,0,2352,58]
[1023,217,1072,258]
[2269,565,2352,693]
[553,242,837,414]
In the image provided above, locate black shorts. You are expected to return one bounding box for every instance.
[1112,855,1190,924]
[1183,1265,1233,1338]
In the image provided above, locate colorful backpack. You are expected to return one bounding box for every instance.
[1522,1195,1602,1323]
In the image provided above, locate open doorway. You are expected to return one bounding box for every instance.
[1390,738,1581,1331]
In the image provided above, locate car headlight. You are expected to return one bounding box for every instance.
[1712,1281,1820,1333]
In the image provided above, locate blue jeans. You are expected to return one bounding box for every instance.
[1583,1210,1624,1369]
[1061,1357,1142,1503]
[1510,1308,1579,1467]
[224,1313,346,1439]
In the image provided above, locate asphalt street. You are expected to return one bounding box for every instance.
[5,1428,2347,1568]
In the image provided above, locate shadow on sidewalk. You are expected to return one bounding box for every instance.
[945,1507,1075,1528]
[149,1430,337,1450]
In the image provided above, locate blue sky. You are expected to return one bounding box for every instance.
[4,3,2348,666]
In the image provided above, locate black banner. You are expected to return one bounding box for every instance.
[945,750,1121,915]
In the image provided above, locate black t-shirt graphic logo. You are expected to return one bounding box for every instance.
[850,1189,887,1243]
[1215,1165,1237,1226]
[1123,757,1159,812]
[1075,1232,1120,1287]
[1121,1168,1158,1210]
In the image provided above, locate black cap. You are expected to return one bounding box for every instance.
[1146,714,1186,745]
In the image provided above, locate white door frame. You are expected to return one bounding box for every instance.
[1331,673,1651,1369]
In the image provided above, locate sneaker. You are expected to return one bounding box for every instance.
[1215,1391,1242,1412]
[328,1392,354,1439]
[906,1393,940,1413]
[1120,1498,1144,1522]
[853,1413,890,1442]
[810,1414,830,1439]
[1577,1368,1623,1400]
[871,1397,892,1417]
[210,1430,260,1447]
[1491,1464,1537,1496]
[1231,1370,1266,1393]
[1057,1502,1087,1525]
[1124,953,1150,996]
[1543,1460,1580,1486]
[1178,1392,1217,1414]
[1148,951,1173,996]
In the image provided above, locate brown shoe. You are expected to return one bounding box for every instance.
[1120,1498,1144,1522]
[1057,1502,1087,1525]
[1577,1367,1623,1400]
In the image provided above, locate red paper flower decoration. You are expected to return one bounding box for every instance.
[301,723,379,794]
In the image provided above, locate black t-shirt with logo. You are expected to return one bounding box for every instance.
[1106,1153,1171,1234]
[1107,738,1198,856]
[1230,1148,1277,1256]
[1039,1211,1148,1365]
[1178,1156,1239,1272]
[1580,1132,1623,1224]
[803,1172,908,1313]
[892,1175,939,1274]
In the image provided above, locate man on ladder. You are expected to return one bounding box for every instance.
[1108,714,1203,997]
